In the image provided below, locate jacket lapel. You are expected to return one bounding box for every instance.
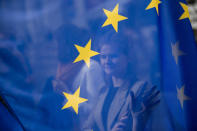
[107,81,130,130]
[94,88,109,131]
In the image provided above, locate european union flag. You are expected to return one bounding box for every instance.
[159,0,197,130]
[0,0,196,130]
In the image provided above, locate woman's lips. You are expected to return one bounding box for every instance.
[104,64,114,69]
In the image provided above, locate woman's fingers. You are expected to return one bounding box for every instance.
[130,84,161,115]
[146,99,160,111]
[145,90,161,110]
[142,85,157,99]
[135,82,148,99]
[144,90,160,105]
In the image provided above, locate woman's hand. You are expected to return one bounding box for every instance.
[112,82,160,131]
[131,83,160,131]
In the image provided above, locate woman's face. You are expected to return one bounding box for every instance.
[100,44,128,77]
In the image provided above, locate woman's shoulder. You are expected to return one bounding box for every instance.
[130,80,153,96]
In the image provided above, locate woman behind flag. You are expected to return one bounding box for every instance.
[83,29,161,131]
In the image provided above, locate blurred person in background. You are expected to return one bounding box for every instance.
[0,32,35,130]
[38,24,105,130]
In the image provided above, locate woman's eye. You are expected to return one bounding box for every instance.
[100,55,107,59]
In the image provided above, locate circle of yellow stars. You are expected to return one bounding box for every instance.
[102,3,128,32]
[145,0,191,22]
[171,42,186,65]
[61,1,193,114]
[177,85,191,109]
[73,39,100,68]
[171,42,191,109]
[145,0,192,110]
[146,0,162,15]
[62,87,88,114]
[179,2,191,22]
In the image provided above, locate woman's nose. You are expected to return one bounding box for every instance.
[105,56,112,63]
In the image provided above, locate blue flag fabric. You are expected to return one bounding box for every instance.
[159,0,197,130]
[0,0,196,130]
[0,95,24,131]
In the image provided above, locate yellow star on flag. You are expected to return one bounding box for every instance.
[179,2,191,22]
[73,39,100,68]
[145,0,162,15]
[102,3,128,32]
[171,42,186,65]
[177,85,191,109]
[62,87,88,114]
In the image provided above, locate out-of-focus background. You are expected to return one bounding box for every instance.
[187,0,197,42]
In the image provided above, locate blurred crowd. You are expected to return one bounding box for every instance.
[187,0,197,43]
